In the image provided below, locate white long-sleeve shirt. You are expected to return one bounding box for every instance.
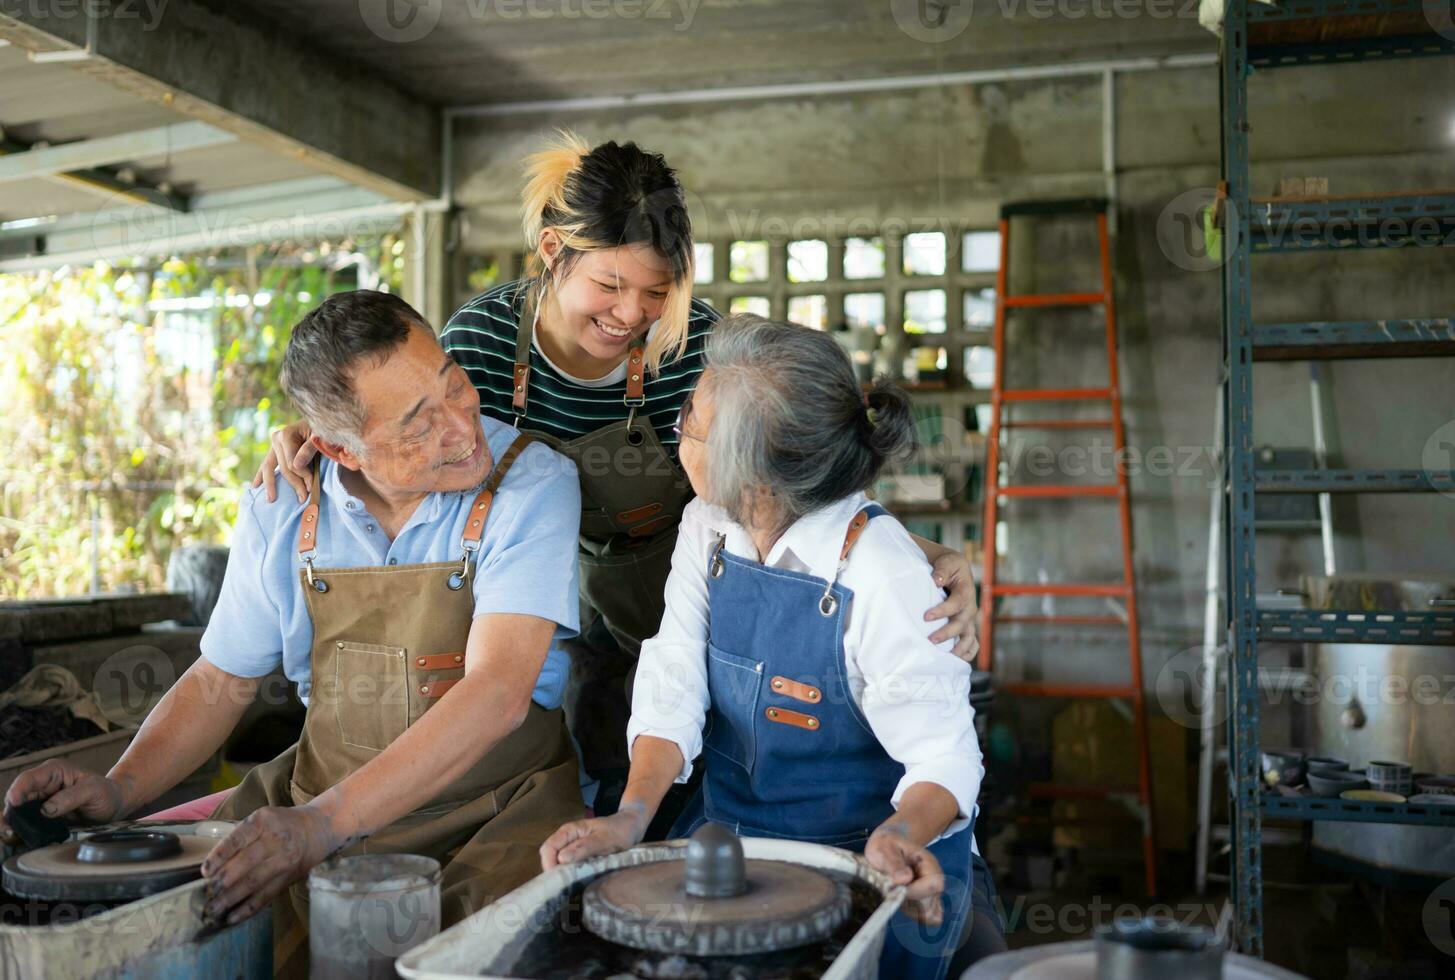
[628,491,984,840]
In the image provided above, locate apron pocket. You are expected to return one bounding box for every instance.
[333,640,408,752]
[704,643,763,774]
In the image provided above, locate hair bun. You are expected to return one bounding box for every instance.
[863,381,915,461]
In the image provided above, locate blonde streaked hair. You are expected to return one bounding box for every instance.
[521,131,696,375]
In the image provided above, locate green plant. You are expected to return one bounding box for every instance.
[0,234,404,599]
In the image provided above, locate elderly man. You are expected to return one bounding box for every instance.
[1,290,585,960]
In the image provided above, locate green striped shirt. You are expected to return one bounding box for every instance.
[441,279,718,452]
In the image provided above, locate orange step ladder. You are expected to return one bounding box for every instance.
[978,197,1156,895]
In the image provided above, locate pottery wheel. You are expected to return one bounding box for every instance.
[582,858,851,957]
[3,829,215,902]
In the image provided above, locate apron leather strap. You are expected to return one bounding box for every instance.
[838,508,874,562]
[296,458,323,557]
[817,507,879,616]
[625,347,646,404]
[460,434,534,551]
[513,300,532,416]
[513,363,531,415]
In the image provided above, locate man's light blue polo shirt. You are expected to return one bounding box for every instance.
[200,415,580,708]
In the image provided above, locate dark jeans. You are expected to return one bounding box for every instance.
[949,852,1009,976]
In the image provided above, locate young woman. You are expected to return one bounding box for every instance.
[254,134,982,818]
[540,315,1007,979]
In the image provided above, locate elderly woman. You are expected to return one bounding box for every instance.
[541,314,1006,979]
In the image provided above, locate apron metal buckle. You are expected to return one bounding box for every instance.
[624,406,645,446]
[304,556,328,593]
[448,549,473,591]
[819,559,847,616]
[709,534,726,578]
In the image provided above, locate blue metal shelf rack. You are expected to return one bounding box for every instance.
[1217,0,1455,955]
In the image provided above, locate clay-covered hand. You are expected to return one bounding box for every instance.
[539,804,649,870]
[865,824,946,927]
[925,549,980,663]
[0,759,126,844]
[250,419,316,503]
[201,804,341,925]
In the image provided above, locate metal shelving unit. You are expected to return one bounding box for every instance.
[1216,0,1455,955]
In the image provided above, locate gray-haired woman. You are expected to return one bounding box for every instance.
[541,314,1007,979]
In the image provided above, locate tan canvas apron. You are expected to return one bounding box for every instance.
[512,298,694,776]
[213,435,584,972]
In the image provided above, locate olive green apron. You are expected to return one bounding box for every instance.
[512,301,694,779]
[214,435,584,973]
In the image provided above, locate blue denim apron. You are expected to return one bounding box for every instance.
[670,504,975,980]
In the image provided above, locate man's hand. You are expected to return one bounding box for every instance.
[0,760,126,845]
[251,419,316,503]
[540,804,649,869]
[865,823,946,926]
[201,805,343,925]
[924,548,980,663]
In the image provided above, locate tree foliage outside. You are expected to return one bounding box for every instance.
[0,234,405,599]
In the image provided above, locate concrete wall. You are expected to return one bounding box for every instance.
[449,57,1455,697]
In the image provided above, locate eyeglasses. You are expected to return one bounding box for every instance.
[672,387,706,445]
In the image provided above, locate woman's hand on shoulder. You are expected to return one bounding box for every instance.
[250,420,317,503]
[922,547,980,663]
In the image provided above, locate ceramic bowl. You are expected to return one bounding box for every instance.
[1261,749,1306,787]
[1305,756,1348,773]
[1367,760,1413,795]
[1414,776,1455,797]
[1340,789,1405,803]
[1307,770,1367,798]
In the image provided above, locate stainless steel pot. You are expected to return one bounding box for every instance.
[1305,574,1455,879]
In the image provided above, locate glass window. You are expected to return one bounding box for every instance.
[844,237,885,279]
[904,289,946,335]
[964,345,995,389]
[974,403,993,435]
[902,232,946,276]
[788,294,828,331]
[693,243,714,284]
[964,287,996,328]
[844,292,886,332]
[729,296,771,316]
[963,231,1000,273]
[906,346,949,384]
[787,240,828,283]
[729,241,770,283]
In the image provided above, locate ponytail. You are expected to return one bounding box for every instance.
[521,129,592,272]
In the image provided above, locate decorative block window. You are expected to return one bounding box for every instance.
[788,294,828,330]
[729,296,771,316]
[844,237,885,279]
[787,240,828,283]
[903,232,946,276]
[729,241,770,283]
[693,243,714,284]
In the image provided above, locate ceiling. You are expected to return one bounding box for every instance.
[212,0,1215,107]
[0,0,1215,270]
